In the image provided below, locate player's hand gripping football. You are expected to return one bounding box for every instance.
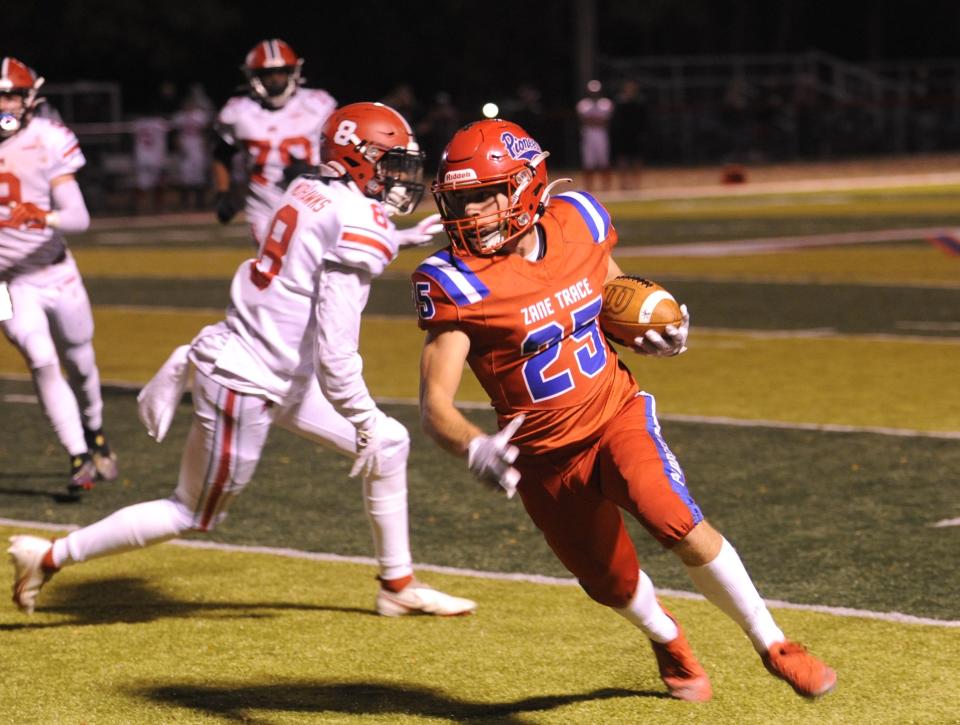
[633,303,690,357]
[394,213,445,248]
[3,201,48,229]
[467,414,525,498]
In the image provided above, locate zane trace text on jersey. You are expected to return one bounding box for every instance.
[190,176,398,401]
[413,191,638,454]
[0,117,84,278]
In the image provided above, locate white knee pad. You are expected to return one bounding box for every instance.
[22,331,59,369]
[374,416,410,476]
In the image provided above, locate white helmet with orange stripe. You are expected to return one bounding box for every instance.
[243,39,303,109]
[0,57,44,138]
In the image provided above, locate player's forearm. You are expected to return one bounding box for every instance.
[419,392,481,458]
[315,345,378,427]
[48,177,90,233]
[314,265,379,428]
[211,160,232,193]
[418,328,480,457]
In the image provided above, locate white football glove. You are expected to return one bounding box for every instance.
[633,303,690,357]
[137,344,191,443]
[350,410,389,479]
[394,213,445,248]
[466,414,525,498]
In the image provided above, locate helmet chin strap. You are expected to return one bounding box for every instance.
[541,177,573,208]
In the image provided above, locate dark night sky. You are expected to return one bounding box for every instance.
[5,0,959,115]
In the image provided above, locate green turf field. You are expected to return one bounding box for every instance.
[2,184,959,722]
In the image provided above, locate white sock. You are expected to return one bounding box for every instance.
[52,498,194,567]
[32,363,87,455]
[61,341,104,431]
[614,570,680,643]
[364,468,413,582]
[685,538,784,653]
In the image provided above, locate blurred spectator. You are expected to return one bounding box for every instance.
[171,84,213,210]
[131,112,170,214]
[575,79,614,191]
[611,79,647,190]
[381,83,423,128]
[416,92,460,176]
[791,73,820,158]
[506,83,546,141]
[721,77,753,161]
[157,80,180,116]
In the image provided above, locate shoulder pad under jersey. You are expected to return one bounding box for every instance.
[413,248,491,308]
[549,191,612,244]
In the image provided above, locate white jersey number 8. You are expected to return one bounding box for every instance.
[332,120,357,146]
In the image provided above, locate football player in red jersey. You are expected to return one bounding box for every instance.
[412,119,837,701]
[0,57,118,492]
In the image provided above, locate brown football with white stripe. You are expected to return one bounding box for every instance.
[600,276,683,345]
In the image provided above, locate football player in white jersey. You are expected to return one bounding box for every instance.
[0,57,118,493]
[212,39,337,247]
[8,102,472,619]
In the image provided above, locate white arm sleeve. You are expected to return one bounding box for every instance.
[314,262,379,428]
[48,178,90,233]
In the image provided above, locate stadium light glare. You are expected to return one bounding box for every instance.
[482,102,499,119]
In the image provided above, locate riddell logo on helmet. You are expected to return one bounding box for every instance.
[500,132,541,161]
[443,168,478,184]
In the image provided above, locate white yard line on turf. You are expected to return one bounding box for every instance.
[931,518,960,528]
[1,516,957,628]
[2,374,958,439]
[599,170,960,201]
[614,226,950,257]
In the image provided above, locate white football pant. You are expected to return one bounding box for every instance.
[1,253,103,455]
[54,368,413,581]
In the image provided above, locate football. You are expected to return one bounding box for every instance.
[600,276,683,345]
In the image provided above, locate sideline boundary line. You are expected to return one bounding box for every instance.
[3,373,958,439]
[1,517,956,629]
[614,226,951,257]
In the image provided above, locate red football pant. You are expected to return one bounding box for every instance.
[515,392,703,608]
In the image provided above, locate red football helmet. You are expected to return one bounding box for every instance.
[433,119,549,256]
[321,102,425,215]
[243,39,302,108]
[0,57,44,137]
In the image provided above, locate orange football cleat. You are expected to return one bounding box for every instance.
[649,608,712,702]
[763,640,837,698]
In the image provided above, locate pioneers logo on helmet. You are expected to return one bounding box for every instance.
[443,168,478,184]
[500,132,541,161]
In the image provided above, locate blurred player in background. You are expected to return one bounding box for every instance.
[131,111,170,214]
[576,79,614,192]
[413,119,836,701]
[9,102,471,619]
[212,39,336,246]
[171,84,213,210]
[0,57,118,493]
